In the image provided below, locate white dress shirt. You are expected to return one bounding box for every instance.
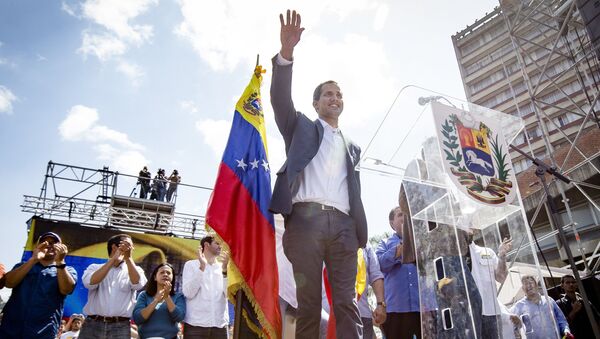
[182,259,229,327]
[82,262,147,317]
[276,54,351,214]
[292,119,350,213]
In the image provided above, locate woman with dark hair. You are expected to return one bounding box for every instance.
[133,263,186,339]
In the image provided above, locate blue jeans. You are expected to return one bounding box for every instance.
[78,318,130,339]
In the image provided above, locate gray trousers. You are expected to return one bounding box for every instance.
[283,203,362,339]
[77,318,130,339]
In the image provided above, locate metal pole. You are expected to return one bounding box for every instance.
[233,289,243,339]
[537,168,600,339]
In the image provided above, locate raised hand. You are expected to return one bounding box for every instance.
[54,243,68,263]
[279,9,305,60]
[197,248,208,271]
[32,241,50,262]
[163,281,172,299]
[220,251,230,272]
[154,288,166,303]
[119,240,133,260]
[498,237,512,258]
[111,245,124,263]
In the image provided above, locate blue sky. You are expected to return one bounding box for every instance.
[0,0,498,299]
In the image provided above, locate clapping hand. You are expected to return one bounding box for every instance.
[498,237,512,258]
[32,241,50,262]
[154,288,166,303]
[54,243,69,263]
[163,281,172,299]
[119,240,133,260]
[197,247,208,271]
[220,251,230,270]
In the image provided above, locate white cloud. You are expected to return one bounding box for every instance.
[59,105,144,149]
[373,3,388,31]
[58,105,99,139]
[180,100,199,114]
[195,119,231,156]
[71,0,157,85]
[94,144,149,174]
[174,0,389,71]
[117,60,144,85]
[78,31,127,61]
[81,0,157,45]
[0,86,17,114]
[59,105,146,172]
[61,1,78,17]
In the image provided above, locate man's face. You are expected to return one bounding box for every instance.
[313,83,344,121]
[562,277,577,293]
[205,240,222,256]
[71,318,83,331]
[390,209,404,234]
[39,236,59,260]
[522,277,539,297]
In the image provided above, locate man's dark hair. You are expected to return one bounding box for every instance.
[389,206,401,222]
[107,234,131,256]
[200,236,215,253]
[313,80,338,102]
[561,274,575,284]
[144,263,176,297]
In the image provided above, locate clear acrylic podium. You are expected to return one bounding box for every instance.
[360,87,562,339]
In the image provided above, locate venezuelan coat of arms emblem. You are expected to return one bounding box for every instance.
[432,102,517,206]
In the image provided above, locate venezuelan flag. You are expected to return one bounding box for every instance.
[205,66,281,338]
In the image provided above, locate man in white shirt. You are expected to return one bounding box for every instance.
[182,235,229,339]
[468,231,511,338]
[78,234,147,339]
[269,10,368,339]
[60,314,84,339]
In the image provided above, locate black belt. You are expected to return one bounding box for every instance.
[293,202,344,214]
[88,315,130,323]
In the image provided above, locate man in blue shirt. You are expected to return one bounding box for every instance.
[510,275,573,339]
[376,206,421,339]
[0,231,77,339]
[358,245,386,339]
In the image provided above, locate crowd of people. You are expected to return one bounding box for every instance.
[0,232,229,339]
[137,166,181,203]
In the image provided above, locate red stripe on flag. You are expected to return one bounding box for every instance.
[207,162,281,336]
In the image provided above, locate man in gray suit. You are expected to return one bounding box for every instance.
[269,9,368,339]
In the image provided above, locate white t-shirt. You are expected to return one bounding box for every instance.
[470,243,502,316]
[60,330,80,339]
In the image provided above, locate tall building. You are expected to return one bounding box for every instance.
[451,2,600,268]
[452,4,599,173]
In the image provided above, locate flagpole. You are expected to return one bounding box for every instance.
[233,289,243,339]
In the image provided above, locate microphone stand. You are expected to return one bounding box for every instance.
[510,144,600,339]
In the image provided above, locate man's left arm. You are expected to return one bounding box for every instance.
[495,238,511,283]
[54,243,76,295]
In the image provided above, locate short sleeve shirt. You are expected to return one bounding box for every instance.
[0,262,77,339]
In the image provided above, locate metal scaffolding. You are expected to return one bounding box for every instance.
[500,1,600,336]
[21,161,209,239]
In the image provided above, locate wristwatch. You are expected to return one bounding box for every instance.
[55,264,67,269]
[376,301,386,308]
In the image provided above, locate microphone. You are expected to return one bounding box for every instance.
[418,96,443,106]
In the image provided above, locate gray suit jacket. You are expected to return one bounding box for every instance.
[268,55,368,248]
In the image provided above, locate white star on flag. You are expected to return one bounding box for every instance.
[261,159,270,172]
[236,158,247,171]
[250,159,259,169]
